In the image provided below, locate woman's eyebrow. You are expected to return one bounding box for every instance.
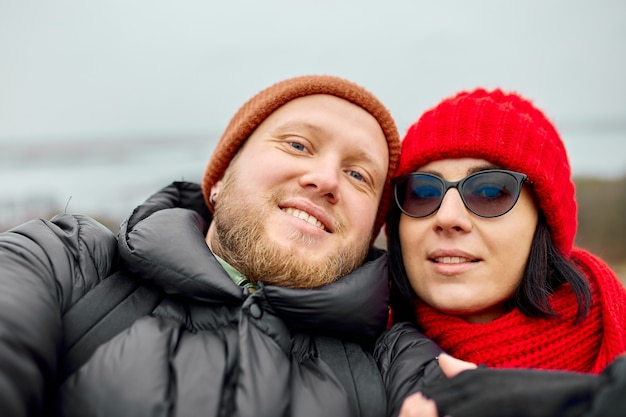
[467,164,499,175]
[419,164,499,178]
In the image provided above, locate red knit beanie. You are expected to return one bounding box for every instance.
[398,88,576,255]
[202,75,401,243]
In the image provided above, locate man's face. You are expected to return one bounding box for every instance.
[206,94,389,288]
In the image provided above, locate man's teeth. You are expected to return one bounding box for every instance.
[283,208,326,231]
[435,256,472,264]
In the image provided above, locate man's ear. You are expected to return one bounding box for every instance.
[211,180,223,195]
[209,180,223,206]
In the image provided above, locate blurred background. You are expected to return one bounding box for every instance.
[1,0,625,280]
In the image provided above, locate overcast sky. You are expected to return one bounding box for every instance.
[1,0,625,175]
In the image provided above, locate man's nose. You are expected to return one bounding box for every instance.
[298,160,340,203]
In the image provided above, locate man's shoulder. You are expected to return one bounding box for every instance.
[48,213,119,273]
[5,212,116,243]
[2,213,118,288]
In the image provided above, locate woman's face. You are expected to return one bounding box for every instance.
[399,158,539,323]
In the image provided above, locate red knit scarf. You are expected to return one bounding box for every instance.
[416,249,626,374]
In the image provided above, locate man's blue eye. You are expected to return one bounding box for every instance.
[349,171,364,181]
[290,142,306,151]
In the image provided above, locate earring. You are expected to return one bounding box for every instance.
[209,193,217,207]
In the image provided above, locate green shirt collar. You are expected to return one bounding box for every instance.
[214,253,257,291]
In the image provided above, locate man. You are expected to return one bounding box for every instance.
[0,75,401,416]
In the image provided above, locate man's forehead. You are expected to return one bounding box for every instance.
[262,95,384,138]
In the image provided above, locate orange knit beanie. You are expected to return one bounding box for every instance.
[398,88,577,255]
[202,75,401,242]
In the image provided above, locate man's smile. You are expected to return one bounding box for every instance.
[282,207,327,232]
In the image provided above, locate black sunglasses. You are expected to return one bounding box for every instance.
[394,169,529,218]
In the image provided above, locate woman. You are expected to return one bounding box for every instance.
[375,88,626,417]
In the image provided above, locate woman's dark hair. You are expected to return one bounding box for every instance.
[387,204,592,326]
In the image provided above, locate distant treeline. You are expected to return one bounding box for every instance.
[575,176,626,276]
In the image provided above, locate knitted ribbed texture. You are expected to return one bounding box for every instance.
[416,248,626,374]
[397,88,576,255]
[202,75,401,243]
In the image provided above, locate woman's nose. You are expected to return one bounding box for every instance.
[433,188,473,232]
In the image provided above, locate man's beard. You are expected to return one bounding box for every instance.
[209,172,371,289]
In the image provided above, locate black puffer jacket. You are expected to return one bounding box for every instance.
[374,322,446,417]
[0,182,389,417]
[376,322,626,417]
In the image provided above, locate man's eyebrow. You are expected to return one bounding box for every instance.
[271,121,325,136]
[352,148,386,179]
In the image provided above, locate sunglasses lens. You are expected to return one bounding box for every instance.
[462,172,521,217]
[396,175,444,217]
[396,170,525,218]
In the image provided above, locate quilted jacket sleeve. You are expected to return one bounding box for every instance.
[422,366,598,417]
[375,322,603,417]
[0,214,117,417]
[374,322,445,417]
[585,356,626,417]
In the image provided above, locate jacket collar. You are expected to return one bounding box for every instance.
[118,182,389,342]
